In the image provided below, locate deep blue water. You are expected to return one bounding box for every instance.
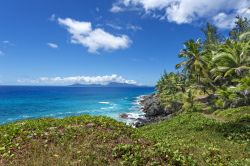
[0,86,154,124]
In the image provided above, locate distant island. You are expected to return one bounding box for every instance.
[69,82,145,87]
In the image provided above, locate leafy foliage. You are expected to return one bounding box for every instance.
[157,16,250,111]
[137,107,250,166]
[1,107,249,165]
[176,39,208,84]
[230,16,250,41]
[212,39,250,80]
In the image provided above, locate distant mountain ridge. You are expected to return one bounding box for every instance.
[69,82,140,87]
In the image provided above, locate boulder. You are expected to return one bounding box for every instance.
[140,94,168,117]
[119,113,129,119]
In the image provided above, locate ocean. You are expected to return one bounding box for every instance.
[0,86,154,125]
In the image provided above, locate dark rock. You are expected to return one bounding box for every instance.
[126,94,176,128]
[119,113,129,119]
[134,121,144,128]
[140,94,169,117]
[131,114,173,128]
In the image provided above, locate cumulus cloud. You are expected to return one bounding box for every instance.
[212,13,236,29]
[213,7,250,29]
[17,74,137,85]
[58,18,131,53]
[111,0,250,29]
[47,42,58,48]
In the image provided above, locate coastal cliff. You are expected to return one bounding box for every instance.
[133,94,174,127]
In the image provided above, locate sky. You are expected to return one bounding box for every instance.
[0,0,249,86]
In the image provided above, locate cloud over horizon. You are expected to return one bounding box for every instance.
[58,18,132,53]
[111,0,250,29]
[17,74,137,85]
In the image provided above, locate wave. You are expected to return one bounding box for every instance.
[126,112,145,119]
[101,106,115,110]
[131,95,145,110]
[98,101,110,104]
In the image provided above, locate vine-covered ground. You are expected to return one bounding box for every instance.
[0,106,249,165]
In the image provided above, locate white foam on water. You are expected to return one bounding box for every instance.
[126,112,145,119]
[121,95,147,126]
[132,95,145,108]
[98,101,110,104]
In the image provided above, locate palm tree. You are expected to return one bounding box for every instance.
[212,39,250,82]
[239,31,250,41]
[236,76,250,105]
[202,23,221,50]
[156,72,186,95]
[215,87,239,108]
[176,39,208,84]
[230,16,250,41]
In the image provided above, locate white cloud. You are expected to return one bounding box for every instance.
[47,42,58,48]
[127,24,142,31]
[110,5,125,13]
[58,18,92,34]
[212,13,235,29]
[17,74,137,85]
[112,0,250,29]
[58,18,131,53]
[213,7,250,29]
[106,23,142,31]
[238,7,250,17]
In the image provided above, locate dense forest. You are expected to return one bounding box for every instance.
[157,16,250,113]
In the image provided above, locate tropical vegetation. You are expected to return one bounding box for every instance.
[0,106,249,165]
[157,16,250,112]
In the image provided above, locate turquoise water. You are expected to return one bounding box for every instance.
[0,86,154,124]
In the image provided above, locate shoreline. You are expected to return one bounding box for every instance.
[1,94,166,127]
[121,94,174,127]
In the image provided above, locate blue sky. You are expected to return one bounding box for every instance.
[0,0,249,86]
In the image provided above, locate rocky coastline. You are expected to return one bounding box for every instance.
[120,94,174,127]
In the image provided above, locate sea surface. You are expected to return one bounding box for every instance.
[0,86,154,125]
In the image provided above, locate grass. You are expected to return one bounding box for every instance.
[0,115,138,165]
[0,107,249,165]
[137,108,250,165]
[214,106,250,122]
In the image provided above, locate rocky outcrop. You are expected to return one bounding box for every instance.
[133,114,173,127]
[128,94,173,127]
[140,94,169,117]
[120,94,176,127]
